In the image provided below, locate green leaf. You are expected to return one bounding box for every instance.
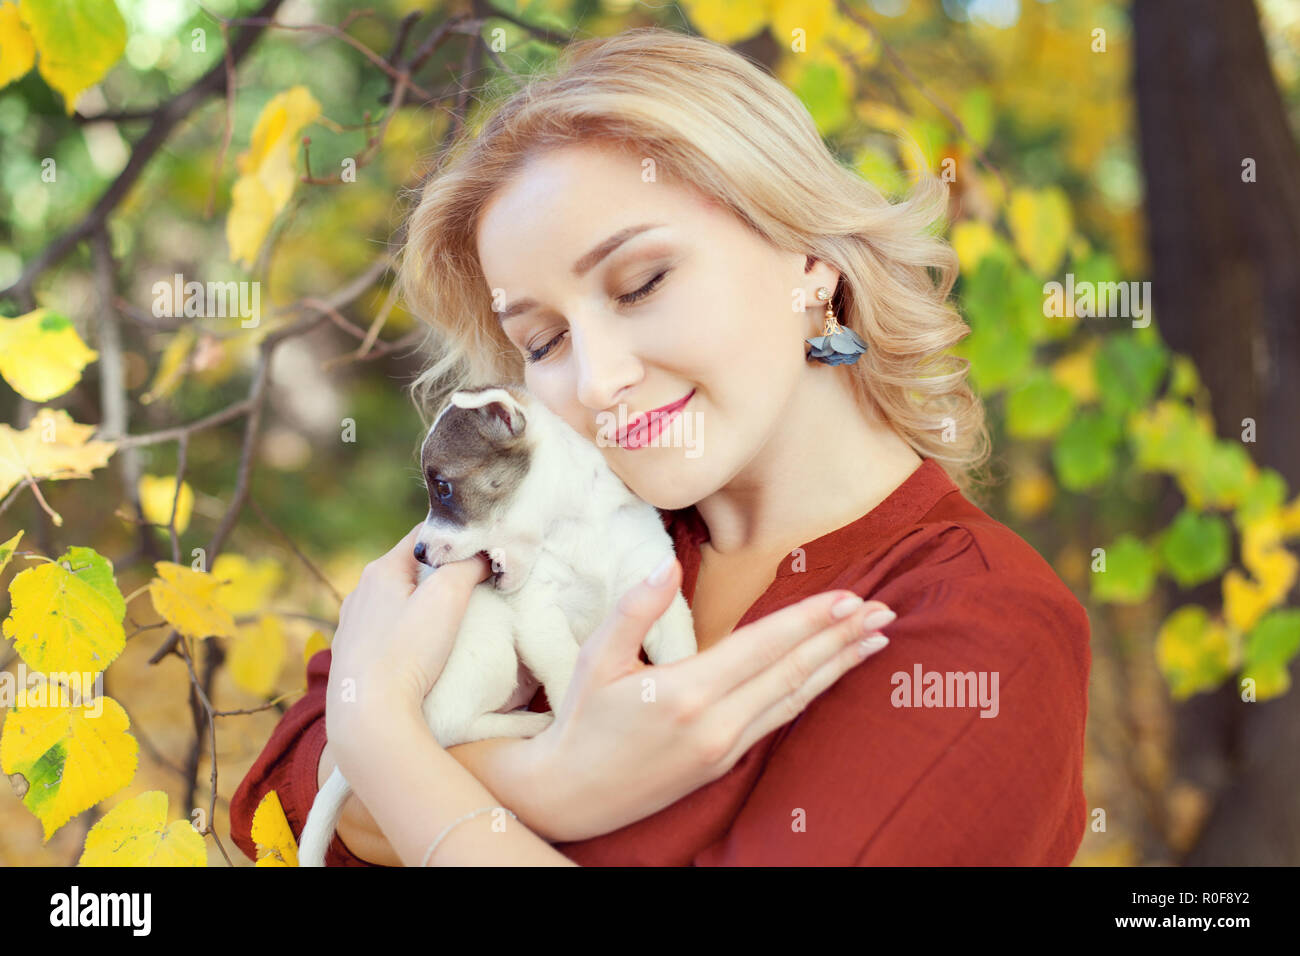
[1242,609,1300,698]
[17,0,126,114]
[960,253,1015,333]
[1234,468,1287,526]
[1094,334,1168,417]
[1128,400,1214,474]
[958,88,994,149]
[1006,372,1075,439]
[38,312,72,333]
[1008,263,1053,342]
[1052,411,1122,491]
[1158,510,1230,588]
[54,546,126,623]
[1069,249,1121,287]
[1168,354,1200,398]
[855,146,906,198]
[487,0,573,33]
[1178,440,1254,509]
[958,321,1033,393]
[796,60,851,135]
[1092,533,1158,604]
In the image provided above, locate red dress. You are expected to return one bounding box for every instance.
[230,458,1091,865]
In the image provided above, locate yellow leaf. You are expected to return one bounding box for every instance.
[1050,342,1100,403]
[0,408,116,513]
[139,325,196,405]
[679,0,771,44]
[978,166,1006,213]
[1279,495,1300,537]
[303,629,329,668]
[0,309,98,401]
[1155,605,1236,699]
[0,695,138,841]
[0,1,35,88]
[1241,512,1283,568]
[18,0,126,115]
[1007,186,1073,277]
[1247,547,1297,604]
[950,219,998,273]
[138,474,194,534]
[211,553,283,617]
[857,100,909,132]
[251,789,298,867]
[227,86,321,267]
[78,790,206,866]
[769,0,834,50]
[0,529,22,576]
[824,8,877,67]
[147,562,238,640]
[1238,513,1298,607]
[1223,569,1274,634]
[3,560,124,674]
[228,614,286,697]
[1007,469,1055,520]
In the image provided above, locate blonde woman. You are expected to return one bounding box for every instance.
[232,26,1090,867]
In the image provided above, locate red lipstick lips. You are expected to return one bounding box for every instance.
[616,388,695,449]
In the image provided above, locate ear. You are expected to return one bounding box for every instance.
[450,386,527,440]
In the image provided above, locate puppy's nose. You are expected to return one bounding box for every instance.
[413,541,428,565]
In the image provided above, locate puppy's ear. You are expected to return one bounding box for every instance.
[450,387,527,441]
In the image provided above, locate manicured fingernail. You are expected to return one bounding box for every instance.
[860,607,896,634]
[647,554,675,586]
[858,634,889,658]
[831,594,864,618]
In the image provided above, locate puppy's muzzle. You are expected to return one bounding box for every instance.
[414,541,504,586]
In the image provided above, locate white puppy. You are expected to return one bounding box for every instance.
[297,384,697,866]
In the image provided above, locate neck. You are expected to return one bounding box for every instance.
[694,365,922,558]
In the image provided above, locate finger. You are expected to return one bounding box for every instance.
[707,600,890,730]
[408,552,491,613]
[714,629,891,771]
[392,555,488,667]
[581,556,681,684]
[676,590,889,698]
[372,522,426,578]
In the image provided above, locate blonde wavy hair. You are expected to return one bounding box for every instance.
[397,26,989,489]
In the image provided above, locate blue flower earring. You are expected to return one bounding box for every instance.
[805,283,868,366]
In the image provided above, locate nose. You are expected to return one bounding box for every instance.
[413,541,428,565]
[571,322,640,412]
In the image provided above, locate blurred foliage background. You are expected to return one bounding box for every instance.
[1,0,1298,866]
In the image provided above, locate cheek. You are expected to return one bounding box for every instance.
[524,374,589,439]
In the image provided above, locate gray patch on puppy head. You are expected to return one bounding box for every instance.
[449,385,529,442]
[422,390,532,525]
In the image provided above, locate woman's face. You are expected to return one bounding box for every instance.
[475,141,828,510]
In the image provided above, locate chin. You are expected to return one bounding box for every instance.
[617,461,720,512]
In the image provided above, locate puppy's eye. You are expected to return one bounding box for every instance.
[434,478,453,501]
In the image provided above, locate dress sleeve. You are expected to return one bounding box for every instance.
[691,562,1091,866]
[229,648,379,867]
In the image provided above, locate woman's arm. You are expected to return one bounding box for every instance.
[321,731,559,865]
[336,703,577,866]
[318,521,893,863]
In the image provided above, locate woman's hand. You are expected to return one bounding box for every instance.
[520,557,893,843]
[325,522,492,763]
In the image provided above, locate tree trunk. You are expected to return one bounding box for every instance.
[1133,0,1300,865]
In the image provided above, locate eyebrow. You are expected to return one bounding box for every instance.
[495,222,666,324]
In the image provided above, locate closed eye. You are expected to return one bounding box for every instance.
[617,268,668,305]
[524,269,670,365]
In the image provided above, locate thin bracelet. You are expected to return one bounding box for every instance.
[420,806,518,867]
